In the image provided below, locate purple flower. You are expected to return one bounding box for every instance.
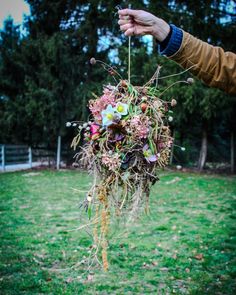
[143,144,158,163]
[108,133,124,143]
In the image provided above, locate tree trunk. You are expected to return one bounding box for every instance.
[231,131,235,174]
[170,130,175,165]
[198,124,208,171]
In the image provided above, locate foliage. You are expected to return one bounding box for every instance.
[0,0,235,167]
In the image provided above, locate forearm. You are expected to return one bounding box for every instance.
[160,27,236,94]
[168,31,236,94]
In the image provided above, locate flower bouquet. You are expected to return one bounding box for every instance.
[68,59,184,271]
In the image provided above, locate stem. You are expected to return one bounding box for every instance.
[159,81,189,97]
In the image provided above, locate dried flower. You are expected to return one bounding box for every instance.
[89,89,116,122]
[101,153,121,171]
[129,115,149,139]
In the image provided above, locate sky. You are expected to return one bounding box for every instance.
[0,0,30,29]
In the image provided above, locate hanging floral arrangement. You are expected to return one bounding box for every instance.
[67,57,192,271]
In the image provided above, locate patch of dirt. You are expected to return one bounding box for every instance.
[22,172,42,177]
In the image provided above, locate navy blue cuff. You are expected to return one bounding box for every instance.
[158,24,183,57]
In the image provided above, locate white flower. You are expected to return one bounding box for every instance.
[168,116,173,122]
[115,102,129,116]
[66,122,71,127]
[101,104,120,126]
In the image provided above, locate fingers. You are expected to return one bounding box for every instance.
[124,27,135,36]
[119,14,132,20]
[120,22,134,33]
[118,19,132,26]
[118,8,138,18]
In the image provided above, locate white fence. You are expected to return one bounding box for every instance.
[0,145,32,172]
[0,138,69,172]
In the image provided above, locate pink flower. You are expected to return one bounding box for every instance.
[158,139,173,150]
[129,115,149,139]
[90,124,100,135]
[89,89,116,122]
[101,153,121,171]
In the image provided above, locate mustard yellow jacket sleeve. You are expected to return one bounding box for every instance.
[169,31,236,95]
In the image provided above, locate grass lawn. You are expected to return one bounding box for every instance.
[0,169,236,294]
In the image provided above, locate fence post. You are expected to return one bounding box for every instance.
[1,145,5,171]
[56,135,61,170]
[28,147,32,169]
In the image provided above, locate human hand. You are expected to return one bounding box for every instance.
[118,9,170,42]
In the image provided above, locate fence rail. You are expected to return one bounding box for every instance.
[0,142,72,172]
[0,145,32,171]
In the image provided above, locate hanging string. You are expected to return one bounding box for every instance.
[128,35,131,83]
[128,4,131,84]
[116,5,131,83]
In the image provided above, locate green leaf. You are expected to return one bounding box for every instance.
[88,206,92,220]
[148,138,157,154]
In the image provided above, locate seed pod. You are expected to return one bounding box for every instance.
[120,80,128,88]
[171,99,177,107]
[90,57,96,65]
[87,196,92,202]
[141,96,148,102]
[108,69,116,76]
[187,77,194,84]
[141,103,147,113]
[141,88,148,95]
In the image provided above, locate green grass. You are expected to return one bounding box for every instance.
[0,169,236,294]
